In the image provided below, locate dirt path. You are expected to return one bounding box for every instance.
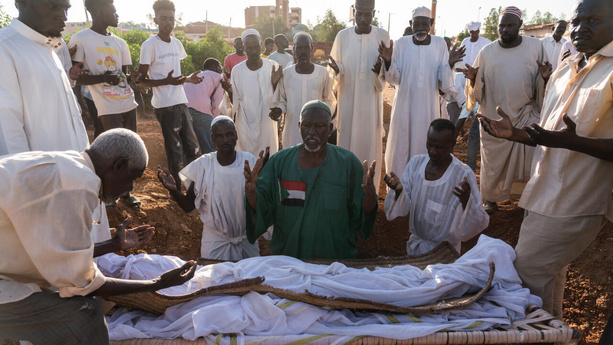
[107,86,612,344]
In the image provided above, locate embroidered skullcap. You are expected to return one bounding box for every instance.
[412,6,432,19]
[293,31,313,44]
[300,100,331,117]
[500,6,522,19]
[210,116,234,129]
[466,21,481,31]
[241,29,261,42]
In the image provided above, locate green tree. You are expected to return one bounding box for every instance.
[372,16,380,27]
[315,9,347,42]
[254,15,289,40]
[184,25,233,71]
[482,7,502,41]
[457,28,469,42]
[121,30,150,46]
[0,5,10,28]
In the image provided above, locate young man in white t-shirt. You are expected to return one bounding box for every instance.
[136,0,203,190]
[69,0,141,207]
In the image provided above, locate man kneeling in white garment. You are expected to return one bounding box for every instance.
[158,116,261,260]
[384,119,489,255]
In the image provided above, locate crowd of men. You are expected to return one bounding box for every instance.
[0,0,612,343]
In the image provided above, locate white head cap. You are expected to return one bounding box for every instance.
[210,116,234,129]
[466,21,481,31]
[241,29,261,42]
[293,31,313,44]
[412,6,432,19]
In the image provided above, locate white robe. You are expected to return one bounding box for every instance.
[231,59,280,156]
[384,154,489,255]
[384,36,456,177]
[466,37,546,202]
[180,151,260,260]
[331,26,389,194]
[275,64,336,148]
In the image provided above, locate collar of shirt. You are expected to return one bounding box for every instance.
[9,18,63,49]
[80,152,104,200]
[568,39,613,73]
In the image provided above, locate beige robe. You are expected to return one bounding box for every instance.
[466,36,546,202]
[331,26,389,194]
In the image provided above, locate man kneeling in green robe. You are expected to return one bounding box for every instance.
[244,100,378,259]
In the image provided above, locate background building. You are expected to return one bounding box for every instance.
[245,1,302,29]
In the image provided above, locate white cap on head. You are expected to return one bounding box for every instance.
[241,29,261,42]
[466,21,481,31]
[412,6,432,19]
[210,115,234,129]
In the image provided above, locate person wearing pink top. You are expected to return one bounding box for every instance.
[184,58,224,154]
[223,38,248,78]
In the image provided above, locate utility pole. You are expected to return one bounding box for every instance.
[228,18,231,39]
[478,7,482,21]
[387,12,391,33]
[430,0,437,35]
[272,17,276,36]
[205,10,208,34]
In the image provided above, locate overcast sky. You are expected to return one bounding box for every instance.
[0,0,579,39]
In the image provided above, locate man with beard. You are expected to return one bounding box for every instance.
[462,6,549,214]
[271,32,337,148]
[384,119,489,255]
[267,34,294,68]
[479,0,613,319]
[158,117,260,260]
[224,37,248,78]
[231,29,283,156]
[329,0,389,195]
[541,20,568,70]
[137,0,203,191]
[0,0,89,155]
[0,129,197,344]
[244,100,378,260]
[70,0,141,207]
[379,6,463,181]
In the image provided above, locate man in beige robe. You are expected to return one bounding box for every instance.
[463,6,547,213]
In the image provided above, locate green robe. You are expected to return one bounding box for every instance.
[246,144,377,259]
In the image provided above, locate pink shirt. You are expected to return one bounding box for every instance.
[224,53,248,76]
[183,70,223,116]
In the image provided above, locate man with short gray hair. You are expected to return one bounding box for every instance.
[0,129,197,344]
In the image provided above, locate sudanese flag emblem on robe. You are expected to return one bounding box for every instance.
[279,180,306,207]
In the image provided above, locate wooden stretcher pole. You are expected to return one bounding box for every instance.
[430,0,437,35]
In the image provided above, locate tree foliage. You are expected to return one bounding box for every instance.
[253,15,289,41]
[183,25,234,73]
[481,7,502,41]
[527,10,559,25]
[457,28,469,43]
[314,9,347,42]
[0,5,12,28]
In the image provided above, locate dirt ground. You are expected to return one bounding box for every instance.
[105,86,613,344]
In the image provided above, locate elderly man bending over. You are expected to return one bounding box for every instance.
[0,129,196,344]
[384,119,489,255]
[245,100,378,260]
[158,116,261,260]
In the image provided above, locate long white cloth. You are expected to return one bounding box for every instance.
[384,36,456,176]
[384,155,489,255]
[231,59,280,156]
[275,64,337,148]
[466,37,545,202]
[100,235,541,341]
[180,152,260,260]
[331,26,389,194]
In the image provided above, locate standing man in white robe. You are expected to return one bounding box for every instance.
[384,119,489,255]
[462,6,549,214]
[158,117,260,260]
[271,32,336,148]
[541,20,568,70]
[379,6,462,179]
[329,0,389,194]
[231,29,283,156]
[455,21,491,172]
